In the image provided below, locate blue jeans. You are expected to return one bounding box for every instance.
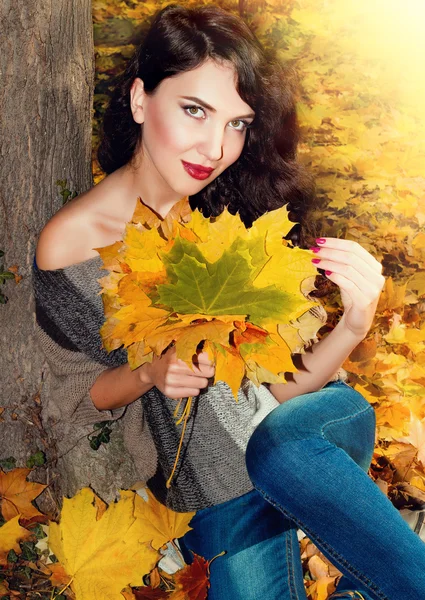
[178,381,425,599]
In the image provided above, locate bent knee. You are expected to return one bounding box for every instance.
[245,382,376,475]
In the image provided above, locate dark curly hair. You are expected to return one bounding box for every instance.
[97,3,317,245]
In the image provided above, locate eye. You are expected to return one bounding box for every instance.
[183,105,205,119]
[229,119,251,132]
[183,104,252,132]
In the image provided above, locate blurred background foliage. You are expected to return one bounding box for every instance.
[91,0,425,592]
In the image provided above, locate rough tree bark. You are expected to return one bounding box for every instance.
[0,0,137,509]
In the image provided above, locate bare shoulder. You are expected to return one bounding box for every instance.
[36,169,139,270]
[35,188,100,270]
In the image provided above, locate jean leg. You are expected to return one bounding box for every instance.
[246,381,425,600]
[178,488,308,600]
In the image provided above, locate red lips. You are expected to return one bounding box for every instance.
[181,160,214,175]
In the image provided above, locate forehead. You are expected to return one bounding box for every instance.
[156,59,253,114]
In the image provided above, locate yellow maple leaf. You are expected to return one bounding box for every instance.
[98,197,320,398]
[377,278,407,312]
[133,488,194,551]
[0,468,47,523]
[395,415,425,467]
[48,488,159,600]
[124,225,168,273]
[0,515,32,565]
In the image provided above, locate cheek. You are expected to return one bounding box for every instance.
[225,135,246,165]
[144,106,188,155]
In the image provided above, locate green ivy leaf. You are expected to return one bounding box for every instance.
[26,451,46,468]
[0,457,16,471]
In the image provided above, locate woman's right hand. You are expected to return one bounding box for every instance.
[138,347,215,399]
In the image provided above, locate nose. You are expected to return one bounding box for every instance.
[198,123,224,162]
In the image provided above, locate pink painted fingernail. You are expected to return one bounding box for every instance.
[310,246,321,253]
[325,270,332,276]
[316,238,326,244]
[312,258,321,264]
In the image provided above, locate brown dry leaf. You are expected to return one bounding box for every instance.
[396,415,425,466]
[0,580,9,595]
[148,566,161,588]
[0,468,47,522]
[170,553,210,600]
[348,337,377,362]
[308,554,331,580]
[133,488,195,551]
[7,265,22,284]
[133,587,170,599]
[0,515,32,565]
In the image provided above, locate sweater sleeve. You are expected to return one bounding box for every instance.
[32,256,129,426]
[35,323,126,425]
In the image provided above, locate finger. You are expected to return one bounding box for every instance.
[172,359,215,379]
[197,351,214,365]
[165,387,205,399]
[312,254,384,292]
[324,269,382,304]
[314,238,382,273]
[320,261,384,300]
[194,364,216,378]
[165,373,210,390]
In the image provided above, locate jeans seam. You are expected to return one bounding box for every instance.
[285,526,304,600]
[253,483,389,600]
[320,404,374,440]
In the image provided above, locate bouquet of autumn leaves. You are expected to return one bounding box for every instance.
[97,196,322,396]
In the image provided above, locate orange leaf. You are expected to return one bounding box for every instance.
[95,240,125,271]
[0,468,46,522]
[171,553,210,600]
[132,197,163,229]
[233,322,269,348]
[48,562,72,587]
[161,196,192,240]
[207,342,246,400]
[0,515,32,565]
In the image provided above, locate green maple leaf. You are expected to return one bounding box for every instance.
[157,237,305,326]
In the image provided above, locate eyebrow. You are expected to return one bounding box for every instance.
[179,96,255,119]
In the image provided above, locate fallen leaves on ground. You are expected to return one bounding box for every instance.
[171,553,211,600]
[48,488,159,599]
[133,488,195,551]
[0,468,47,523]
[0,515,32,565]
[0,473,210,599]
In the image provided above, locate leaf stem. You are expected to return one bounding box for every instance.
[166,397,192,488]
[53,576,74,599]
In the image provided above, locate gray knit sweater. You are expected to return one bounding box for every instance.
[32,254,291,512]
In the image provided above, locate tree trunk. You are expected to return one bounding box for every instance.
[0,1,137,509]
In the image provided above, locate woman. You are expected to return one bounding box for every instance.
[32,4,425,599]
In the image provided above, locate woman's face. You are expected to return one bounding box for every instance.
[130,59,255,199]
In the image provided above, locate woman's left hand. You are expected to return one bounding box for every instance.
[310,238,385,339]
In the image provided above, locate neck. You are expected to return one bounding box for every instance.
[118,153,184,219]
